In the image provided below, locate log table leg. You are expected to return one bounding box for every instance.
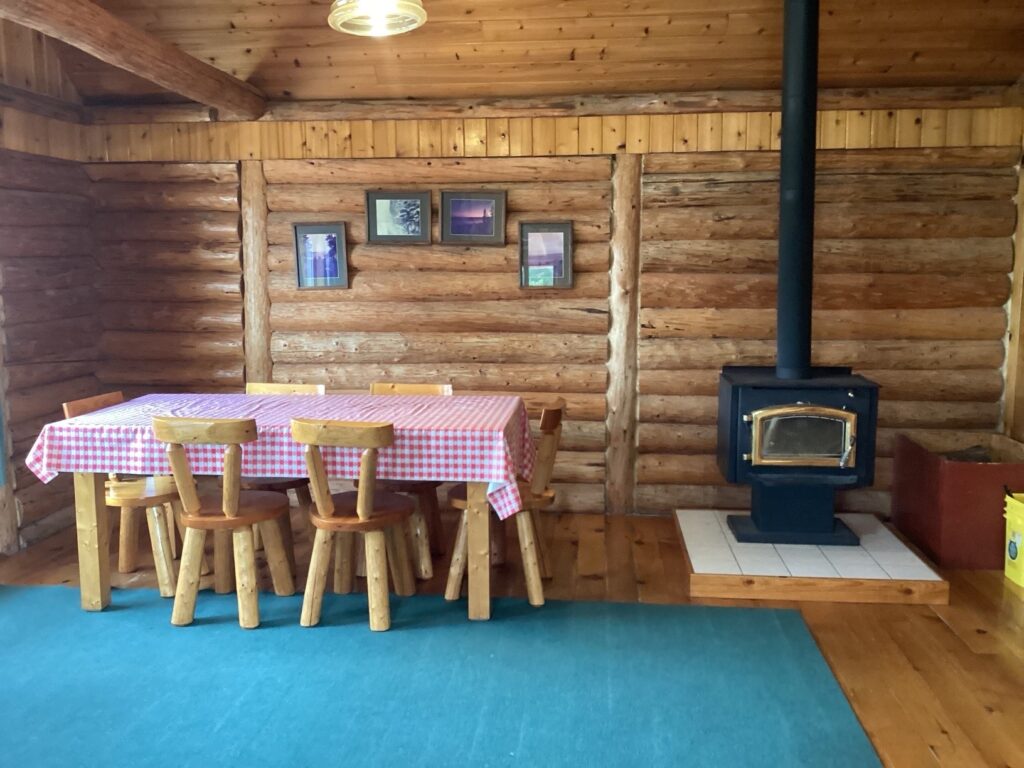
[74,472,110,611]
[466,481,491,621]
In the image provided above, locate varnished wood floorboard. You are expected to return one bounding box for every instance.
[1,509,1022,768]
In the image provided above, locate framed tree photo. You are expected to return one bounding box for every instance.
[366,190,431,244]
[519,221,573,289]
[440,190,506,246]
[293,222,348,289]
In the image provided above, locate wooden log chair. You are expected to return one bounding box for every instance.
[241,381,324,562]
[152,417,296,629]
[445,400,564,607]
[63,392,181,596]
[367,381,453,580]
[292,418,416,632]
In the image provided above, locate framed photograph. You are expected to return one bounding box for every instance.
[366,190,431,244]
[519,222,573,289]
[293,223,348,290]
[441,190,507,246]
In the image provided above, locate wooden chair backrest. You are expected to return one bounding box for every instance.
[63,391,124,419]
[246,382,326,395]
[291,419,394,522]
[152,417,259,517]
[369,382,453,396]
[530,400,565,496]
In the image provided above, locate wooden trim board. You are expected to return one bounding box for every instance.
[674,510,950,605]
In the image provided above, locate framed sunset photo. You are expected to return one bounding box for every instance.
[440,190,506,246]
[519,221,573,290]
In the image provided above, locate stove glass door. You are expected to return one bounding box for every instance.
[750,405,856,468]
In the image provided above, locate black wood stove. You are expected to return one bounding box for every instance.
[715,0,879,546]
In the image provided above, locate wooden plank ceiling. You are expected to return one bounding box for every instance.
[40,0,1024,104]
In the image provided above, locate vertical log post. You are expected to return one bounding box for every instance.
[1004,145,1024,439]
[606,153,642,514]
[241,160,272,384]
[0,344,16,553]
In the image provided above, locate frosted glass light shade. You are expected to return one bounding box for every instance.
[328,0,427,37]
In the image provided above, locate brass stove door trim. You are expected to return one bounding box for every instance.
[749,405,857,468]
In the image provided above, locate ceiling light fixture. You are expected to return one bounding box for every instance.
[327,0,427,37]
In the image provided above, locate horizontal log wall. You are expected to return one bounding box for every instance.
[0,149,99,547]
[88,162,245,395]
[264,156,611,512]
[636,146,1021,516]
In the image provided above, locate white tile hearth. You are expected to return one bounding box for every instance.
[675,509,942,581]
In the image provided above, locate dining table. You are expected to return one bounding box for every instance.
[25,392,537,621]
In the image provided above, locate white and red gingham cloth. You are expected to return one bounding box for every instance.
[26,393,537,520]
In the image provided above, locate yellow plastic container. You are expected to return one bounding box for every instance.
[1004,493,1024,587]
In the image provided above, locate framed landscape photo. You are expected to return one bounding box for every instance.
[441,190,506,246]
[519,221,573,289]
[366,190,431,244]
[293,222,348,290]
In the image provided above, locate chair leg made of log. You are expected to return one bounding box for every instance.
[333,532,355,595]
[118,505,139,573]
[444,511,469,601]
[294,484,316,540]
[163,503,178,559]
[233,526,260,629]
[145,505,177,598]
[278,511,297,578]
[364,530,391,631]
[213,529,235,594]
[420,488,445,556]
[171,527,207,626]
[258,519,296,597]
[531,510,553,579]
[408,509,433,581]
[385,526,416,597]
[301,528,334,627]
[516,512,545,607]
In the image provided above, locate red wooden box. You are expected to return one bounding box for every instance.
[892,433,1024,570]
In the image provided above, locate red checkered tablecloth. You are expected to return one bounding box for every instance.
[26,393,537,519]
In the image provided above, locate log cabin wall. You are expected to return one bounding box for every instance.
[635,147,1020,516]
[0,149,99,550]
[0,102,1020,539]
[259,156,612,513]
[86,162,245,395]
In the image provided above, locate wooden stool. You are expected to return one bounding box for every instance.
[368,381,453,579]
[244,381,323,546]
[292,418,416,632]
[153,416,296,629]
[445,400,564,607]
[63,392,182,581]
[104,477,180,598]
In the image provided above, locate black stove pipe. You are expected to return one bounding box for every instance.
[775,0,819,380]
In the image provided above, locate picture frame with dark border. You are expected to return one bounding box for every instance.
[440,190,507,246]
[293,222,348,290]
[365,190,432,244]
[519,221,574,289]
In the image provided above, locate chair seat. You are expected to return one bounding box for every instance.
[447,481,555,512]
[105,475,178,507]
[310,490,415,532]
[240,477,309,493]
[178,491,290,530]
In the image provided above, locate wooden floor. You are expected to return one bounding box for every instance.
[1,509,1023,768]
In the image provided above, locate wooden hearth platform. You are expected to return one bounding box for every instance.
[674,510,950,605]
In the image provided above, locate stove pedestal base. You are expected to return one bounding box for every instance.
[728,479,861,546]
[726,514,860,546]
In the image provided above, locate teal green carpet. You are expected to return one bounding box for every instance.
[0,586,879,767]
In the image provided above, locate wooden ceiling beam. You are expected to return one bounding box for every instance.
[0,0,266,120]
[84,85,1020,125]
[0,82,86,123]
